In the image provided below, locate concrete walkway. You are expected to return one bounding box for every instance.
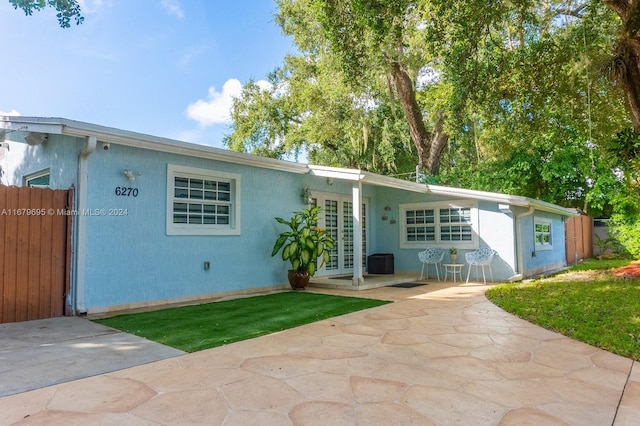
[0,317,185,397]
[0,281,639,425]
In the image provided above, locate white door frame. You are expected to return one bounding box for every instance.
[312,187,368,281]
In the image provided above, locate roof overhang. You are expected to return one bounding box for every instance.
[1,116,579,217]
[309,166,578,217]
[1,116,308,175]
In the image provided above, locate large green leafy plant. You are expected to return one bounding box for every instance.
[271,206,335,276]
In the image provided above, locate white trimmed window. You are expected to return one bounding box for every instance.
[167,164,241,235]
[534,218,552,250]
[400,201,478,249]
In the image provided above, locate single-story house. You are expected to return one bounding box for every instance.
[1,116,578,316]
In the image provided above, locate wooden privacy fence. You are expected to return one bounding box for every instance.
[565,214,593,266]
[0,185,73,324]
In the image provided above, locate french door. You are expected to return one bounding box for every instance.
[315,196,368,276]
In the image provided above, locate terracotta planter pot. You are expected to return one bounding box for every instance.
[288,270,310,290]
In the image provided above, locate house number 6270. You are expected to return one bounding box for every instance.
[115,187,139,197]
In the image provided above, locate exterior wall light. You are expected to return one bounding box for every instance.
[301,185,313,205]
[124,169,142,181]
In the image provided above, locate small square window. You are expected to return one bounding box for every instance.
[534,218,553,250]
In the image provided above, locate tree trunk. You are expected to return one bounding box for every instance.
[428,116,449,175]
[613,38,640,131]
[603,0,640,131]
[389,61,448,176]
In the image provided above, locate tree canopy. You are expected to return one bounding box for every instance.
[226,0,638,221]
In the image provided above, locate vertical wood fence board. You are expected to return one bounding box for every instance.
[3,187,19,323]
[16,188,32,322]
[39,189,54,318]
[0,186,6,322]
[27,188,43,320]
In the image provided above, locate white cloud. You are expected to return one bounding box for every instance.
[76,0,109,14]
[186,78,272,126]
[161,0,184,19]
[0,109,21,116]
[256,80,273,92]
[186,79,243,126]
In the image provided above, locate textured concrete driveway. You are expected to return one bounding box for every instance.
[0,317,184,397]
[0,281,639,425]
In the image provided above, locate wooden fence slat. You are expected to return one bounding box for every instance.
[3,186,19,323]
[28,189,43,320]
[0,186,6,322]
[16,187,31,322]
[39,189,54,318]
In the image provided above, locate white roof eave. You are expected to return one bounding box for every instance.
[1,116,309,175]
[1,116,580,217]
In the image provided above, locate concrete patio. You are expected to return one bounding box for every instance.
[0,280,638,425]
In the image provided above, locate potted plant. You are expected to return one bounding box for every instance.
[449,247,458,263]
[272,206,336,290]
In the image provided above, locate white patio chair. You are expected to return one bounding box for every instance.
[465,248,496,284]
[418,248,445,280]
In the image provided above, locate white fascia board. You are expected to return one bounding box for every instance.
[0,116,309,175]
[360,171,429,193]
[308,165,365,181]
[426,184,579,217]
[1,116,64,135]
[425,184,531,206]
[309,166,429,193]
[527,199,580,217]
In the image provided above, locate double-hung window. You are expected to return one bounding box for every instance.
[400,201,477,249]
[534,218,552,250]
[167,164,241,235]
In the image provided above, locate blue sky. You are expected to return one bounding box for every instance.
[0,0,294,148]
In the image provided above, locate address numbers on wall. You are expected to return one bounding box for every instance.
[115,187,139,197]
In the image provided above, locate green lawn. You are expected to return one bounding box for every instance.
[94,291,389,352]
[486,259,640,361]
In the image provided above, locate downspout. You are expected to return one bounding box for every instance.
[511,206,535,281]
[74,135,97,315]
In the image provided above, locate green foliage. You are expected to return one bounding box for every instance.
[95,292,390,352]
[609,209,640,259]
[486,261,640,360]
[224,49,418,175]
[229,0,637,244]
[9,0,83,27]
[271,206,336,275]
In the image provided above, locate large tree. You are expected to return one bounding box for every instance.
[227,0,635,214]
[603,0,640,131]
[310,0,449,176]
[431,1,630,213]
[225,52,417,175]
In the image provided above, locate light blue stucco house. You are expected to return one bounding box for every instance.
[1,116,578,316]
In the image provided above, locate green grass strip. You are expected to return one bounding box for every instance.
[94,292,389,352]
[486,259,640,361]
